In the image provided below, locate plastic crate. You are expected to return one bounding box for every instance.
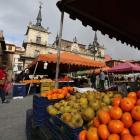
[26,109,33,139]
[13,89,26,97]
[33,110,45,120]
[33,103,45,114]
[41,83,51,91]
[54,114,83,140]
[33,94,48,106]
[38,125,53,140]
[41,90,49,94]
[45,99,67,132]
[13,84,26,91]
[53,131,63,140]
[33,115,45,126]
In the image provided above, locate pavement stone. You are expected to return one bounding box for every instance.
[0,95,33,140]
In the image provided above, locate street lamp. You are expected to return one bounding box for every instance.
[89,43,100,60]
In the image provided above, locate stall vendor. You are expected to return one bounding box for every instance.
[24,69,30,80]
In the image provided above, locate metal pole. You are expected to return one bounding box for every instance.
[106,66,110,88]
[67,63,71,86]
[27,62,38,95]
[55,9,64,88]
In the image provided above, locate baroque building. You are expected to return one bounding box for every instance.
[20,5,105,69]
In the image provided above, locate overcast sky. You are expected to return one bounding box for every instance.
[0,0,140,60]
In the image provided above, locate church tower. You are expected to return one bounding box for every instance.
[21,4,51,69]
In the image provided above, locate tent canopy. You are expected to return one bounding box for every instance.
[86,67,110,75]
[104,62,140,73]
[57,0,140,49]
[27,52,106,74]
[74,70,91,76]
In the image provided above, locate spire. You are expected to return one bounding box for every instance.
[73,37,77,43]
[94,31,98,44]
[36,4,42,26]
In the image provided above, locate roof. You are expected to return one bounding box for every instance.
[27,52,106,69]
[105,60,124,63]
[105,62,140,73]
[125,60,136,63]
[86,67,110,75]
[105,54,112,62]
[57,38,86,48]
[57,0,140,50]
[6,43,16,46]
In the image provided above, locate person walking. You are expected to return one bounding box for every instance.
[110,73,115,87]
[99,70,105,89]
[0,65,10,103]
[91,70,96,88]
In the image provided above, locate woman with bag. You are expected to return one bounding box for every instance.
[0,65,10,103]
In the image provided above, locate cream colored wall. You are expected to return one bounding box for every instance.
[13,54,23,68]
[7,70,12,81]
[27,29,49,45]
[6,45,15,52]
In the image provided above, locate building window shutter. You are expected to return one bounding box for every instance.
[34,50,40,58]
[36,37,41,44]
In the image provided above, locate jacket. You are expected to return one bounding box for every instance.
[100,72,105,80]
[0,70,6,89]
[91,72,96,83]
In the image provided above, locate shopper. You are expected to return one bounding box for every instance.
[24,70,30,80]
[0,65,10,103]
[91,70,96,88]
[99,70,105,89]
[110,73,115,87]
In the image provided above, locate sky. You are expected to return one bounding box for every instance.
[0,0,140,60]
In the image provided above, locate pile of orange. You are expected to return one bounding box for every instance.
[41,86,76,100]
[78,91,140,140]
[20,80,40,84]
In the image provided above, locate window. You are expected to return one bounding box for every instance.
[18,66,22,71]
[36,37,41,44]
[109,62,112,67]
[34,50,40,58]
[48,52,52,54]
[8,46,12,50]
[98,52,101,57]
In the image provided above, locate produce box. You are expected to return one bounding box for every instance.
[26,109,33,139]
[40,82,51,92]
[13,83,26,97]
[33,95,48,126]
[46,98,66,132]
[54,114,83,140]
[38,125,53,140]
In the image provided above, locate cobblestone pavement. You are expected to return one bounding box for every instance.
[0,96,33,140]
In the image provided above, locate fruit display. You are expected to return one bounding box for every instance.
[78,91,140,140]
[40,79,52,82]
[20,79,40,84]
[52,77,74,82]
[47,90,123,129]
[41,86,74,99]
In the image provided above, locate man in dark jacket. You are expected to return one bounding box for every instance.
[91,70,96,88]
[24,70,30,80]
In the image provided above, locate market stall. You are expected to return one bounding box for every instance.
[104,62,140,73]
[22,52,106,95]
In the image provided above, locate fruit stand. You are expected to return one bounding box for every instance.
[26,88,140,140]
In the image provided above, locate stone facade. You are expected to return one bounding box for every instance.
[20,5,105,69]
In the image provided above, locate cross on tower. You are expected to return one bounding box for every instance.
[39,1,43,8]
